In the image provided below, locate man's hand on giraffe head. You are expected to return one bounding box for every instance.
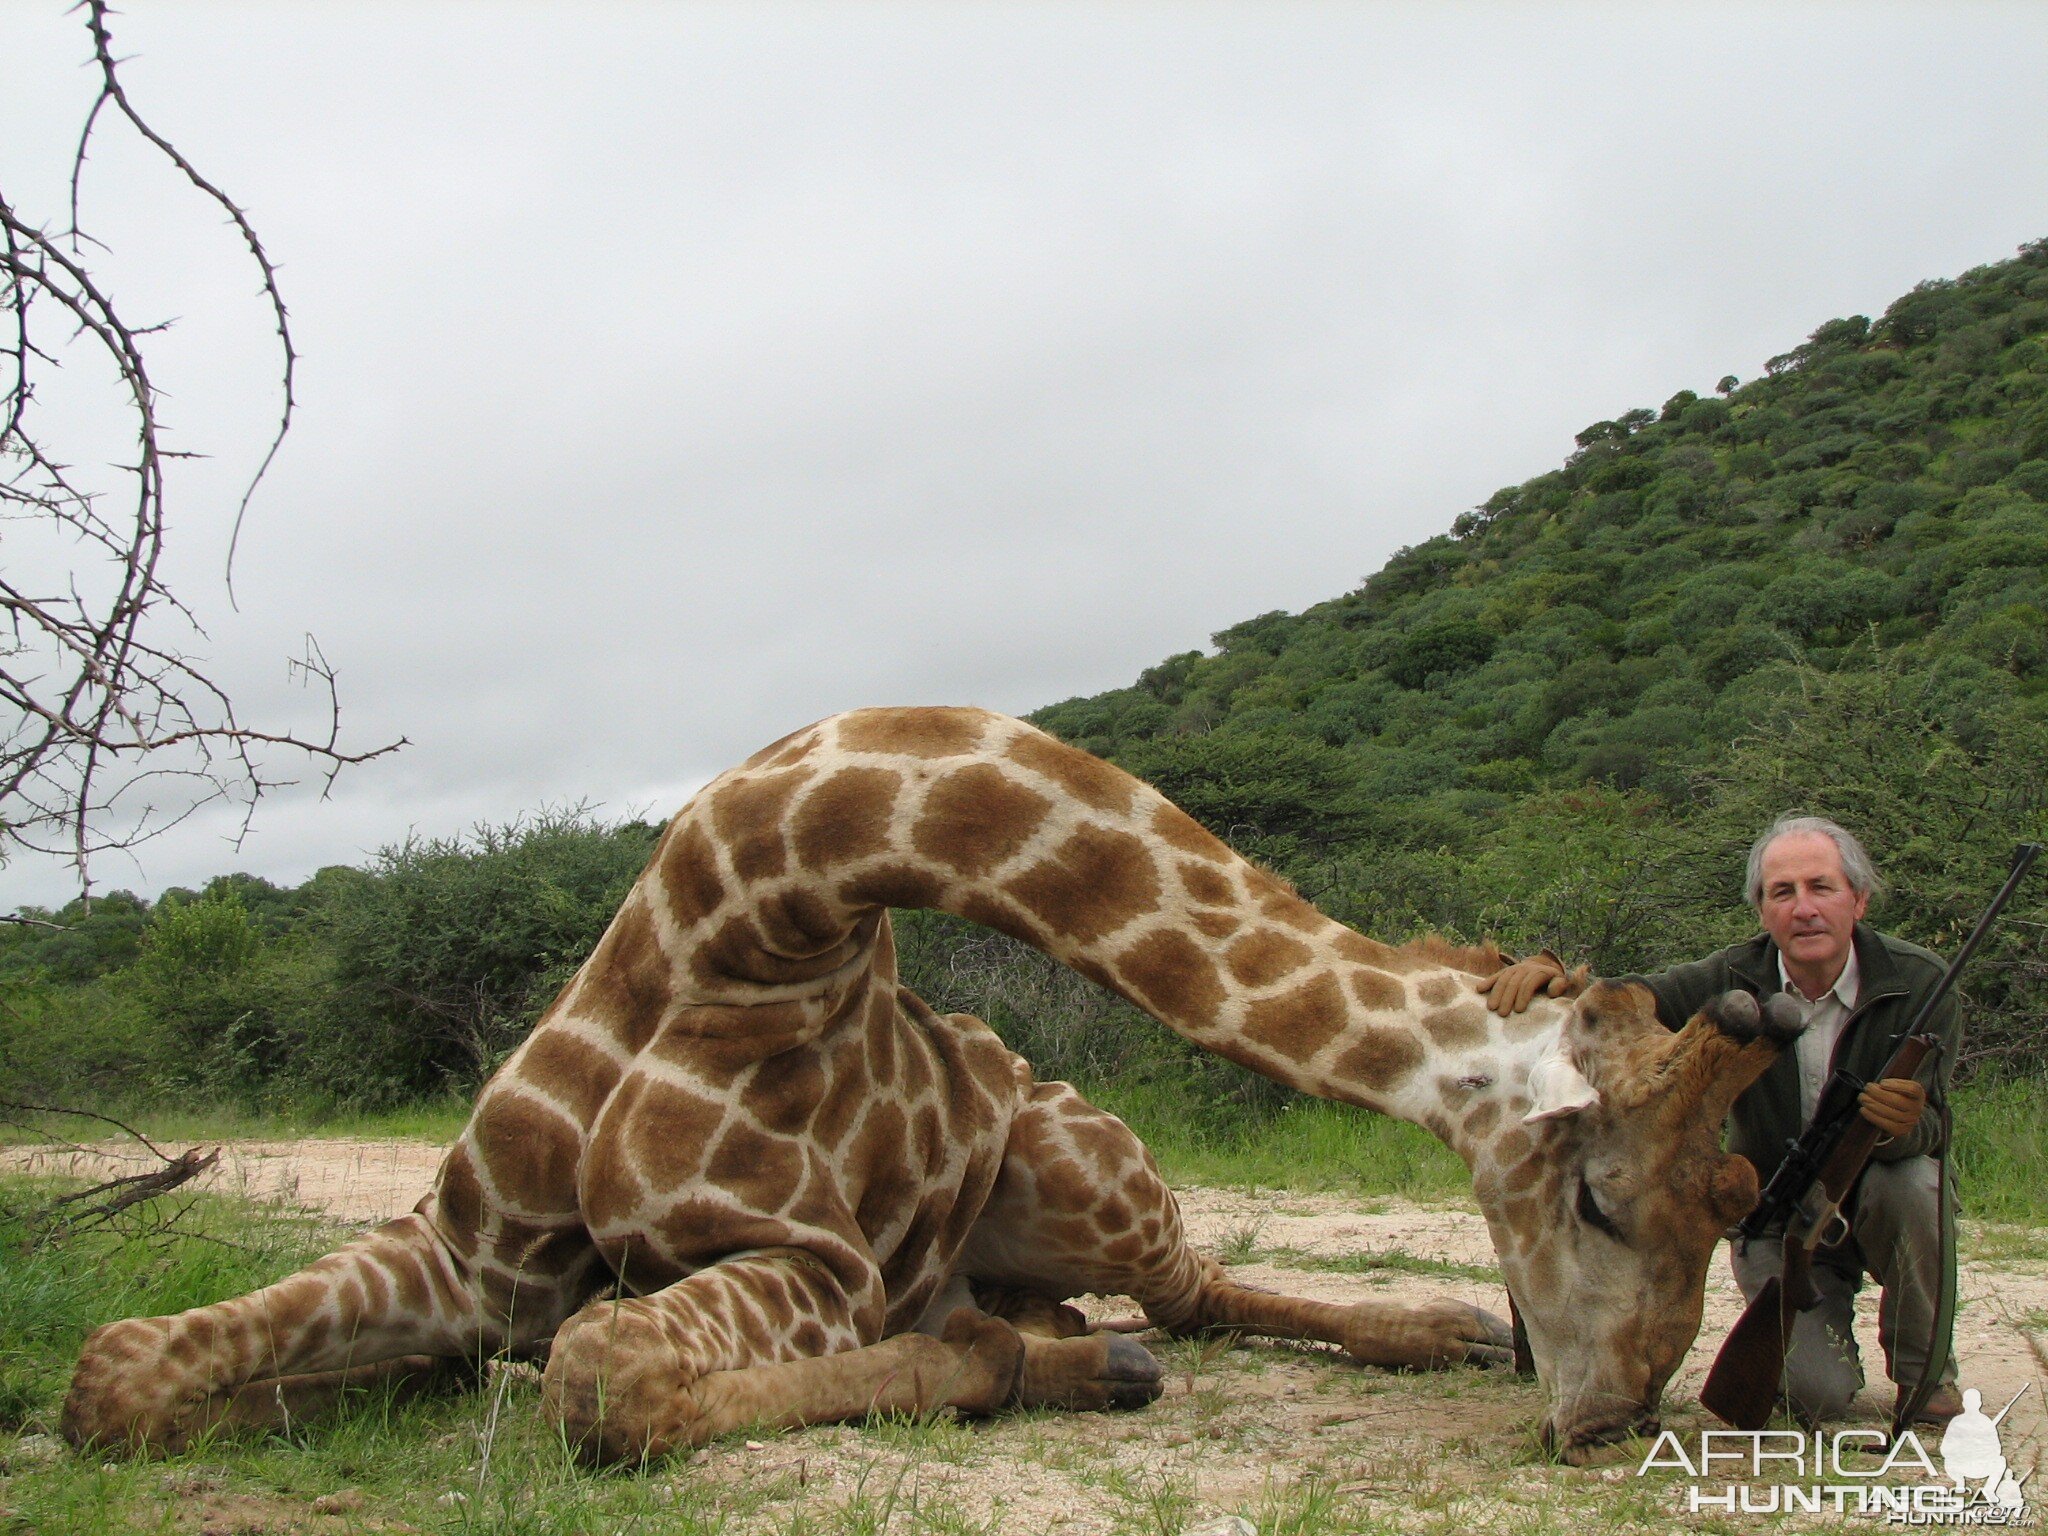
[1476,950,1578,1016]
[1857,1077,1927,1140]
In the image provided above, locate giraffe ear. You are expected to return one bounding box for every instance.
[1523,1042,1600,1123]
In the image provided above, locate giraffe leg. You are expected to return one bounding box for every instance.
[204,1355,479,1436]
[971,1286,1093,1340]
[63,1211,495,1453]
[540,1251,1106,1465]
[1174,1264,1515,1369]
[958,1081,1513,1374]
[916,1274,1165,1412]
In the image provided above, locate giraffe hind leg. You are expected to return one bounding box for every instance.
[959,1080,1512,1374]
[1176,1276,1515,1370]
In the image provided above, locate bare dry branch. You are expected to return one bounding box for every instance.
[2,1,402,894]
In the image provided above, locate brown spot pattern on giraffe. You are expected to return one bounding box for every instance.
[619,1077,725,1192]
[1239,971,1348,1060]
[838,861,945,911]
[836,708,987,759]
[1422,1003,1489,1050]
[1004,730,1137,814]
[1495,1125,1535,1161]
[1224,927,1314,987]
[470,1092,580,1204]
[711,767,813,881]
[754,887,853,962]
[742,724,822,771]
[1113,928,1227,1029]
[1150,802,1230,859]
[707,1127,805,1209]
[911,763,1054,876]
[514,1030,623,1126]
[1332,1029,1425,1090]
[1009,824,1161,944]
[747,1042,829,1125]
[1331,930,1401,967]
[791,766,902,870]
[1178,861,1235,907]
[658,819,727,930]
[1416,975,1458,1008]
[1348,968,1406,1012]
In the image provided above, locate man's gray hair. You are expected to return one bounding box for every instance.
[1745,815,1885,907]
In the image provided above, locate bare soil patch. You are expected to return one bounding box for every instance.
[13,1137,2046,1531]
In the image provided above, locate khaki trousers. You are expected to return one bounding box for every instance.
[1728,1156,1956,1421]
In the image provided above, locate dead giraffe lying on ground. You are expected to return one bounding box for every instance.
[65,707,1799,1464]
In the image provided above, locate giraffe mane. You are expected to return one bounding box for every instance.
[1392,934,1508,978]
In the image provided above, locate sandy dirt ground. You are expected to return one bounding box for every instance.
[12,1137,2046,1531]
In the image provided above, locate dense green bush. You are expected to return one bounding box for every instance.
[311,810,660,1102]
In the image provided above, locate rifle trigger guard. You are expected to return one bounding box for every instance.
[1822,1212,1850,1249]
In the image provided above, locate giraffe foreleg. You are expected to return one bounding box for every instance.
[541,1253,1030,1464]
[63,1211,488,1454]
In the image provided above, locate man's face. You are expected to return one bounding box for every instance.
[1755,831,1868,986]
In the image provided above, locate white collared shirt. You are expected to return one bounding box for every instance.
[1780,944,1861,1125]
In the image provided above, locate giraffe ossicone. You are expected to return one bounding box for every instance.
[63,707,1798,1465]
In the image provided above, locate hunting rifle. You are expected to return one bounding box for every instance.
[1698,842,2042,1433]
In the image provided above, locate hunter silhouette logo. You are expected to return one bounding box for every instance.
[1637,1382,2035,1524]
[1941,1389,2031,1514]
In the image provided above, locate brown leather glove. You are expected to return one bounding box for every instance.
[1858,1077,1927,1140]
[1476,949,1577,1016]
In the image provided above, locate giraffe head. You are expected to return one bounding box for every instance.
[1473,981,1802,1463]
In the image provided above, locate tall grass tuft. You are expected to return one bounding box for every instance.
[1084,1081,1469,1199]
[1949,1075,2048,1225]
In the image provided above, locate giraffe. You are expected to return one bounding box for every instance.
[64,707,1797,1465]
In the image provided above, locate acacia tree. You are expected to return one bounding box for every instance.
[1,2,399,892]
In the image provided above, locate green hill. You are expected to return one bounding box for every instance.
[1028,240,2047,1061]
[1035,239,2048,823]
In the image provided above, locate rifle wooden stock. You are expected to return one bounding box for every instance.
[1701,1274,1787,1431]
[1700,1033,1935,1429]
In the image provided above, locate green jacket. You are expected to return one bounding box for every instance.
[1625,922,1958,1185]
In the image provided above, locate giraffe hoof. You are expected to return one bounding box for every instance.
[1344,1299,1515,1372]
[1013,1332,1164,1412]
[1463,1306,1517,1369]
[1100,1337,1167,1409]
[63,1318,199,1456]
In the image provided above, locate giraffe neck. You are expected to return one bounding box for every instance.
[615,707,1570,1141]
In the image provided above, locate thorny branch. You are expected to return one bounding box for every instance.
[2,1,403,894]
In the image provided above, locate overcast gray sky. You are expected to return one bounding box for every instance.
[4,2,2046,908]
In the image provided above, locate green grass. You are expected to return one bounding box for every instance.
[1961,1222,2048,1267]
[1948,1075,2048,1225]
[1264,1246,1500,1286]
[0,1093,477,1148]
[1,1155,2018,1534]
[1082,1081,1472,1202]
